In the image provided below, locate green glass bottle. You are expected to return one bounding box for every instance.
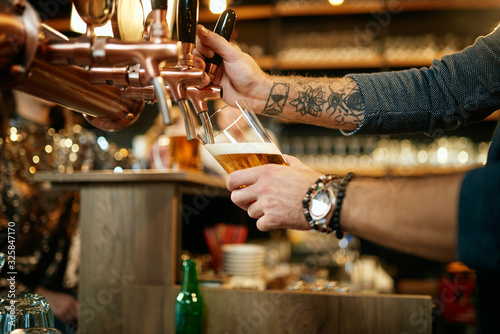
[176,258,203,334]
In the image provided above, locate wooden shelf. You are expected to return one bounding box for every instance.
[389,0,500,12]
[274,1,383,17]
[199,0,500,22]
[199,2,385,22]
[275,0,500,17]
[200,4,275,21]
[257,51,500,71]
[256,54,440,71]
[276,56,385,70]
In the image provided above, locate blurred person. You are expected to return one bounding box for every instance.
[0,89,131,332]
[195,23,500,333]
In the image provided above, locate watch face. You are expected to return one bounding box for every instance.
[310,189,332,219]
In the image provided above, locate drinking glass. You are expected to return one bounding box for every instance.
[149,108,202,171]
[0,293,55,332]
[150,131,201,171]
[197,100,287,174]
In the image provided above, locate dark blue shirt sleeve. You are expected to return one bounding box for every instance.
[348,25,500,137]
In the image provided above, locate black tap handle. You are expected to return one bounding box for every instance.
[177,0,198,43]
[206,9,236,67]
[151,0,167,10]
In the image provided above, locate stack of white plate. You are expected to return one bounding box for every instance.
[221,244,266,277]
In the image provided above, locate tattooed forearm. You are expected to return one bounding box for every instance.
[261,76,364,130]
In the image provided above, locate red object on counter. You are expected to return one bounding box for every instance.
[203,223,248,271]
[438,262,476,325]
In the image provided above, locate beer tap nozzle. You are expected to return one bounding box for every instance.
[153,76,173,125]
[186,85,222,144]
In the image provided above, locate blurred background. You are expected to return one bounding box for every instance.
[35,1,499,332]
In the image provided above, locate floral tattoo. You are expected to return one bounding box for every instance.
[289,83,326,117]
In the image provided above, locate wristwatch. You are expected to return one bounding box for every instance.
[303,174,342,234]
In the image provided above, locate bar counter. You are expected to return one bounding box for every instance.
[34,170,432,334]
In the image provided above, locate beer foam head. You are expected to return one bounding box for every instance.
[204,142,282,156]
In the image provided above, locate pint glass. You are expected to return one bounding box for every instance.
[198,100,287,174]
[150,131,201,171]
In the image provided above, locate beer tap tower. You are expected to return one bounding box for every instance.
[0,0,236,141]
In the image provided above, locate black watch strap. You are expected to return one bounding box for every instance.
[328,172,355,239]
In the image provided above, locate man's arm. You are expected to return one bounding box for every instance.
[196,25,364,132]
[227,157,464,263]
[342,173,464,262]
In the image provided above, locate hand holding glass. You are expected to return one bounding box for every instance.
[198,100,287,173]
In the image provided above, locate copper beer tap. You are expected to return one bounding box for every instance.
[87,3,236,142]
[0,0,236,143]
[0,3,144,131]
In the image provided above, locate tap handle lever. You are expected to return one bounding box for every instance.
[150,0,169,42]
[152,0,168,10]
[205,8,236,82]
[177,0,198,67]
[177,0,198,44]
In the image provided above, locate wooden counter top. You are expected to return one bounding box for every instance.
[34,169,227,188]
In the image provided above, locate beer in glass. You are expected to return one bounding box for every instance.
[198,100,287,174]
